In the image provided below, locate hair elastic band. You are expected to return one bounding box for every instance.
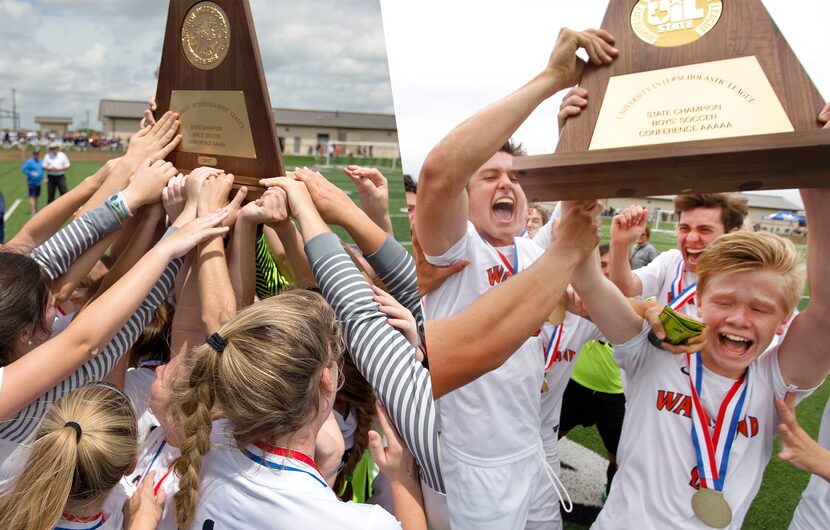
[65,421,82,442]
[206,333,227,354]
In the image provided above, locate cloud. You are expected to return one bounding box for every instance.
[0,0,393,130]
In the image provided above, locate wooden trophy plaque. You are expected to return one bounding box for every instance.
[516,0,830,201]
[154,0,283,192]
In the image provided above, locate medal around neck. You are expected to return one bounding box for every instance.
[692,488,732,528]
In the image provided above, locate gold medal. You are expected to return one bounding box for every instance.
[691,488,732,528]
[540,379,550,393]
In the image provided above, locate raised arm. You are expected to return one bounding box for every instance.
[415,29,617,256]
[778,187,830,388]
[76,112,182,217]
[608,205,647,297]
[570,245,644,346]
[0,210,229,419]
[197,174,239,332]
[426,200,601,398]
[269,176,445,494]
[343,165,395,236]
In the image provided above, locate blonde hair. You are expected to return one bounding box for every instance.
[333,356,376,499]
[697,231,805,313]
[0,384,137,530]
[172,290,344,529]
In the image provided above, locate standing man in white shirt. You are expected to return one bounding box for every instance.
[43,141,70,203]
[416,27,617,529]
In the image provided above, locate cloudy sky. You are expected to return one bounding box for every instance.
[0,0,394,130]
[381,0,830,206]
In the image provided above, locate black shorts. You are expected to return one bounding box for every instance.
[559,379,626,455]
[28,184,41,197]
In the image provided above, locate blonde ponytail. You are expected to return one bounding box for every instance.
[173,343,219,530]
[171,289,343,528]
[0,384,137,530]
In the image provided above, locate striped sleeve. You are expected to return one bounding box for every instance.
[364,235,423,327]
[28,203,122,281]
[306,232,444,493]
[0,258,183,443]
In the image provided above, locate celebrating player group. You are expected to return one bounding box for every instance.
[0,19,828,530]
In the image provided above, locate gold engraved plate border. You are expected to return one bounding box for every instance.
[631,0,722,48]
[589,56,794,151]
[169,90,257,159]
[181,1,230,71]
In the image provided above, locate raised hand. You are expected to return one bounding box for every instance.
[261,176,317,221]
[126,111,182,163]
[343,165,391,230]
[139,96,158,129]
[547,28,617,90]
[239,187,290,226]
[558,86,589,132]
[776,393,830,481]
[121,159,178,211]
[611,205,648,246]
[197,172,234,217]
[158,208,229,259]
[263,167,358,227]
[162,173,187,224]
[372,285,419,347]
[553,200,603,261]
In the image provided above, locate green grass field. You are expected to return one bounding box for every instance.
[0,156,411,248]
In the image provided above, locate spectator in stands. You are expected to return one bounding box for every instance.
[629,225,657,269]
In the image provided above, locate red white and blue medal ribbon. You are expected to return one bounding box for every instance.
[687,352,749,492]
[544,323,564,371]
[244,441,328,489]
[480,234,518,277]
[55,512,104,530]
[670,260,697,311]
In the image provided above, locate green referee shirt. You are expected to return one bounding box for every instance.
[570,339,624,394]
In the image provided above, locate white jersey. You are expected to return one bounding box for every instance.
[789,399,830,530]
[593,325,815,530]
[158,420,399,530]
[123,367,159,442]
[633,248,700,316]
[424,221,548,464]
[104,426,180,525]
[54,509,122,529]
[540,312,604,471]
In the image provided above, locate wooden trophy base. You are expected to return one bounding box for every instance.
[516,129,830,201]
[517,0,829,201]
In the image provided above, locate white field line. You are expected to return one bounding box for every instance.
[3,199,21,221]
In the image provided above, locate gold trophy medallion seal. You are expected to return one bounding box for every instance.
[181,1,230,70]
[631,0,723,48]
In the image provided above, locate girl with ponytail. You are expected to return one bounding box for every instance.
[0,383,164,530]
[162,181,424,530]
